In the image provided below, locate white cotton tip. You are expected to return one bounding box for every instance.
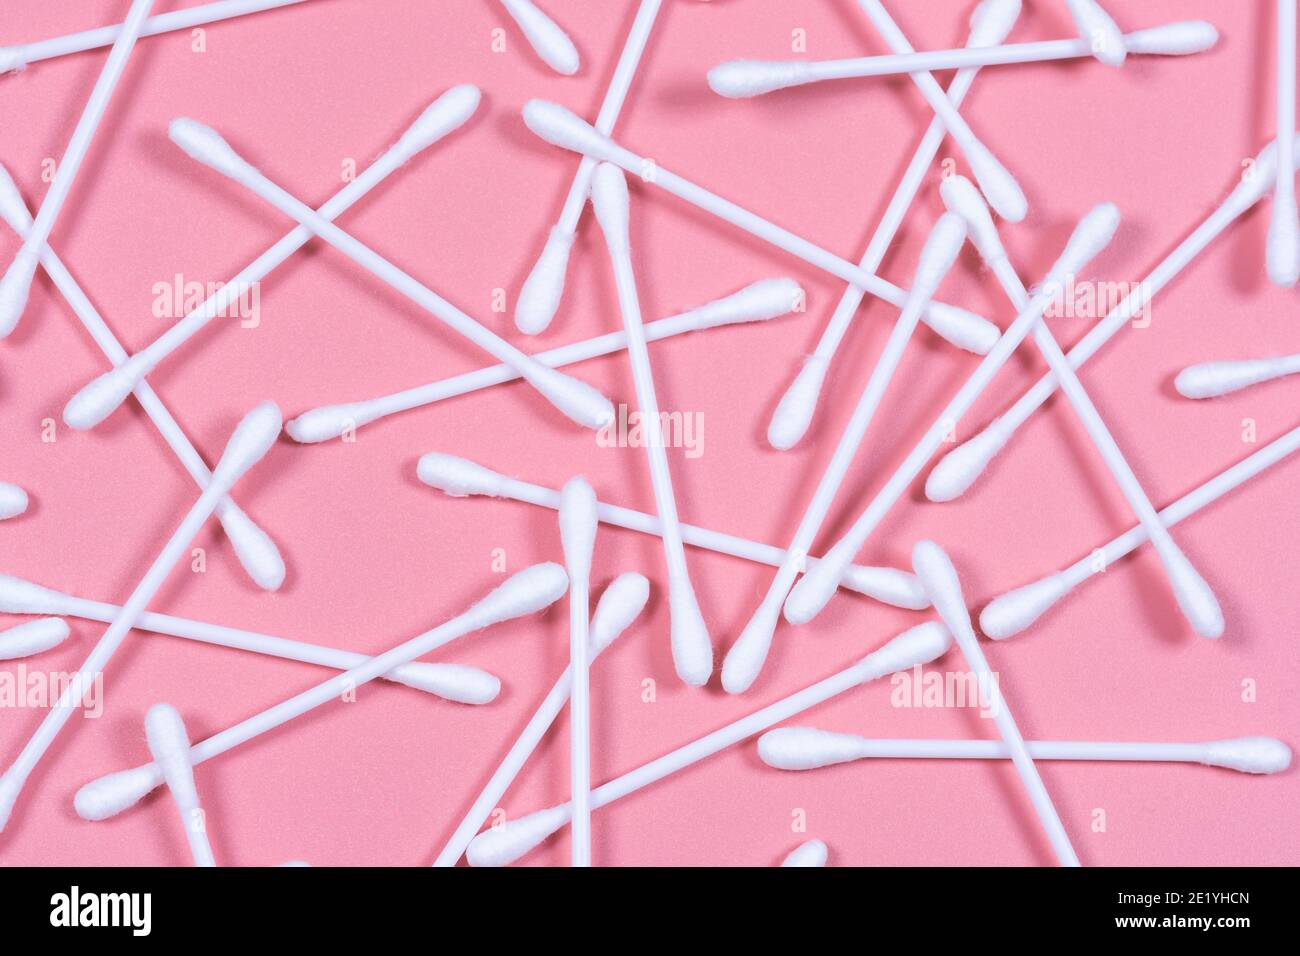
[0,481,28,519]
[669,588,714,687]
[169,118,251,182]
[523,100,624,164]
[559,476,598,577]
[1066,0,1127,67]
[1175,359,1288,399]
[0,46,29,75]
[782,543,852,624]
[911,540,972,633]
[466,803,571,867]
[838,565,931,610]
[940,175,1004,267]
[395,85,481,161]
[1123,21,1219,56]
[978,572,1073,640]
[590,572,650,657]
[759,727,867,770]
[0,769,21,832]
[63,364,142,431]
[768,355,829,450]
[211,401,282,486]
[925,421,1011,502]
[721,601,781,694]
[279,860,311,867]
[922,302,1000,354]
[145,704,199,810]
[1161,547,1224,639]
[965,140,1028,223]
[915,213,969,287]
[0,574,75,616]
[967,0,1022,48]
[386,663,501,704]
[590,162,631,254]
[515,226,576,335]
[780,839,828,867]
[502,0,579,75]
[1200,737,1292,774]
[1226,140,1282,214]
[285,403,377,443]
[416,452,510,498]
[0,248,37,338]
[522,363,615,429]
[466,562,569,630]
[707,60,815,98]
[860,621,953,679]
[74,765,164,821]
[1050,202,1121,280]
[688,278,803,330]
[0,618,71,661]
[217,505,286,591]
[1266,194,1300,288]
[0,162,34,232]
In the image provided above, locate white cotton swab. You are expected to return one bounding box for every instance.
[925,137,1300,502]
[515,0,664,334]
[416,453,928,610]
[1065,0,1128,67]
[0,573,499,703]
[145,704,215,867]
[0,402,282,833]
[722,214,967,694]
[980,422,1300,640]
[165,118,614,431]
[941,175,1222,639]
[784,204,1120,625]
[758,728,1293,774]
[767,0,1020,451]
[559,477,598,866]
[61,86,483,431]
[73,563,569,823]
[591,163,712,686]
[0,0,156,338]
[521,101,998,355]
[0,619,71,661]
[1269,0,1300,287]
[500,0,579,76]
[0,0,312,75]
[465,621,952,866]
[0,482,28,520]
[0,163,284,591]
[780,839,828,867]
[290,278,802,442]
[912,540,1079,867]
[1176,353,1300,398]
[433,573,649,867]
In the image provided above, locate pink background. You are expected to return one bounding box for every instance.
[0,0,1296,867]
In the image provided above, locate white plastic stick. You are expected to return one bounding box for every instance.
[1176,352,1300,398]
[1269,0,1300,286]
[500,0,579,75]
[559,478,597,865]
[0,482,28,520]
[145,704,215,867]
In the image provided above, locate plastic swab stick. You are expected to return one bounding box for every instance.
[1269,0,1300,286]
[941,175,1222,638]
[433,573,649,867]
[0,619,71,660]
[912,540,1079,867]
[758,728,1292,774]
[0,163,284,590]
[0,482,28,520]
[591,164,711,685]
[0,0,155,338]
[926,137,1300,501]
[1176,352,1300,398]
[722,214,967,694]
[1065,0,1127,66]
[416,453,928,610]
[145,704,215,867]
[516,0,663,334]
[62,86,483,430]
[0,573,499,703]
[522,100,998,355]
[781,840,828,867]
[500,0,579,75]
[73,563,569,822]
[784,204,1120,624]
[559,477,598,865]
[465,622,952,866]
[0,402,282,833]
[981,422,1300,639]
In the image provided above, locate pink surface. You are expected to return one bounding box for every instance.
[0,0,1296,867]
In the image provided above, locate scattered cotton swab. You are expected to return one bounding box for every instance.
[433,573,649,867]
[145,704,215,867]
[0,482,28,520]
[1269,0,1300,287]
[559,477,598,865]
[0,573,498,703]
[1065,0,1128,67]
[73,563,568,823]
[722,214,966,694]
[500,0,579,75]
[0,619,71,661]
[0,0,155,338]
[912,540,1079,867]
[780,839,828,867]
[465,622,952,866]
[758,728,1292,774]
[1176,353,1300,399]
[62,86,482,431]
[0,402,282,833]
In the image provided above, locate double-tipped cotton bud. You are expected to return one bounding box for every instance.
[760,727,867,770]
[0,619,71,660]
[1175,356,1300,399]
[395,85,481,161]
[979,572,1074,639]
[1123,21,1219,56]
[523,100,627,165]
[780,839,828,867]
[1066,0,1127,67]
[501,0,579,75]
[1201,737,1292,774]
[0,482,28,519]
[212,402,282,486]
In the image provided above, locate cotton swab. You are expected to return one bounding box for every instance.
[559,477,597,865]
[591,163,711,686]
[0,573,499,703]
[781,840,828,867]
[784,204,1120,624]
[941,175,1223,639]
[73,563,569,823]
[289,278,803,442]
[515,0,664,334]
[1269,0,1300,287]
[500,0,579,76]
[0,0,313,75]
[1065,0,1128,67]
[521,101,998,355]
[0,163,284,591]
[981,422,1300,640]
[61,86,483,431]
[722,214,967,694]
[1176,353,1300,398]
[165,118,614,431]
[0,482,27,520]
[767,0,1020,451]
[416,453,929,610]
[0,619,71,661]
[912,540,1079,867]
[145,704,215,867]
[0,0,155,338]
[709,21,1217,95]
[925,137,1300,502]
[0,401,282,833]
[852,0,1026,221]
[465,621,952,866]
[433,573,649,867]
[758,728,1293,774]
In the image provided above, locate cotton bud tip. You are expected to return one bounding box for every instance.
[0,482,28,520]
[0,619,72,660]
[978,573,1073,639]
[759,728,866,770]
[523,101,622,163]
[515,227,575,335]
[212,402,282,485]
[169,118,250,181]
[780,839,828,867]
[398,85,481,158]
[284,403,372,443]
[467,562,569,628]
[968,0,1023,49]
[1123,21,1219,56]
[1200,737,1292,774]
[590,573,650,657]
[466,804,571,867]
[860,621,953,680]
[707,60,814,97]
